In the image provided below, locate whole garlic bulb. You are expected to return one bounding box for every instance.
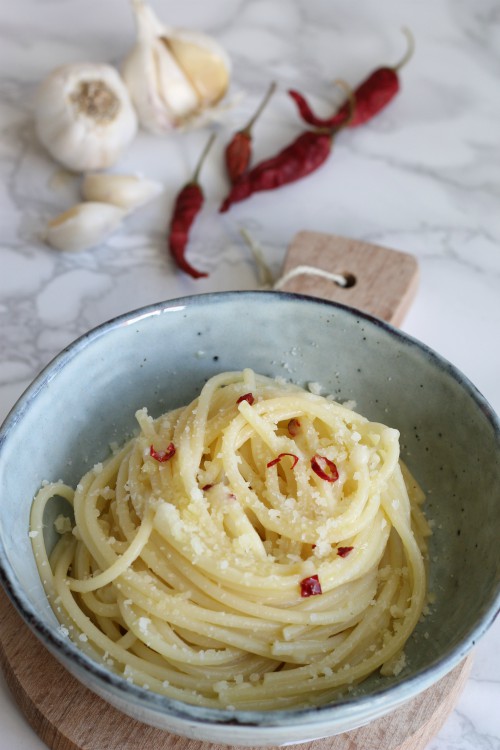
[35,63,138,172]
[122,0,231,133]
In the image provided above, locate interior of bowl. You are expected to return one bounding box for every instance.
[0,290,499,726]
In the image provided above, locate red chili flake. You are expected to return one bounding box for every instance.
[300,574,322,597]
[337,546,354,558]
[267,452,299,469]
[311,455,339,482]
[237,393,255,406]
[168,133,216,279]
[287,417,301,436]
[288,29,414,130]
[225,82,276,183]
[202,484,213,491]
[150,443,176,463]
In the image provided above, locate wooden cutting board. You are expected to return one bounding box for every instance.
[0,232,471,750]
[276,230,419,326]
[0,588,472,750]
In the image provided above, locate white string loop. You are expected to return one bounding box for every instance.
[273,265,348,290]
[240,228,349,291]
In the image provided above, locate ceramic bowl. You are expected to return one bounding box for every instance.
[0,291,499,746]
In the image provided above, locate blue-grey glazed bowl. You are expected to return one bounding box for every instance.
[0,291,499,746]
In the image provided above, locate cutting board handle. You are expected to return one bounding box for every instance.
[278,231,419,327]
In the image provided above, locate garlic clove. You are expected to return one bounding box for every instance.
[148,38,200,121]
[45,202,126,252]
[35,63,137,172]
[82,173,163,212]
[122,0,230,133]
[122,0,199,133]
[166,32,230,106]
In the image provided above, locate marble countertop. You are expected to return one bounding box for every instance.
[1,0,499,748]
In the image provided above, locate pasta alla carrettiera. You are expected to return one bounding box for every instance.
[30,369,430,710]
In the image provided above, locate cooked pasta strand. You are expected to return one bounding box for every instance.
[30,370,430,710]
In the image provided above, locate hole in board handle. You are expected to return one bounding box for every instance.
[337,272,357,288]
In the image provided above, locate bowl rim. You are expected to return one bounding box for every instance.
[1,289,499,730]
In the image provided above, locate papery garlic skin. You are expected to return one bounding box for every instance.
[82,173,163,212]
[122,0,230,133]
[45,202,126,252]
[35,63,138,172]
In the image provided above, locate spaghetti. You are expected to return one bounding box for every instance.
[30,369,430,710]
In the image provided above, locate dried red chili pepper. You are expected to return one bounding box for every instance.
[168,132,216,279]
[267,452,299,469]
[288,28,414,129]
[237,393,255,406]
[220,130,330,212]
[300,574,322,597]
[225,82,276,183]
[287,417,301,436]
[220,83,354,213]
[311,455,339,482]
[337,546,354,558]
[287,90,330,129]
[150,443,176,463]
